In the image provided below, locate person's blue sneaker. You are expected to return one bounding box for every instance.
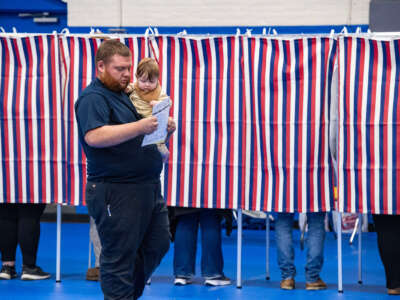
[204,275,231,286]
[0,265,17,280]
[21,265,50,280]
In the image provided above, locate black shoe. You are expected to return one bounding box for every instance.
[21,265,50,280]
[0,265,17,280]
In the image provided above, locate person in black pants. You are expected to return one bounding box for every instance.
[373,214,400,295]
[0,203,50,280]
[75,39,176,300]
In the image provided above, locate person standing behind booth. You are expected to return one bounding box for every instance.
[75,39,176,300]
[86,216,101,281]
[171,208,232,286]
[0,203,50,280]
[275,55,338,292]
[274,212,327,290]
[372,214,400,295]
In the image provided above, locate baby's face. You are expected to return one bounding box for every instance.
[137,74,158,92]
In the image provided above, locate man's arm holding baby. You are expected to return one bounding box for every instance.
[85,116,159,148]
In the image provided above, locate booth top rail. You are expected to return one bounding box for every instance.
[1,26,400,40]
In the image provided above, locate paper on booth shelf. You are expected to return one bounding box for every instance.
[141,97,171,146]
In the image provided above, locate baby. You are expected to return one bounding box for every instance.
[126,57,170,162]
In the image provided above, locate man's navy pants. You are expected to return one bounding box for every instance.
[86,181,170,300]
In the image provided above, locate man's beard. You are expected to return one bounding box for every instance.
[100,70,130,92]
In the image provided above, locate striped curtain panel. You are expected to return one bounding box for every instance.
[0,34,336,210]
[153,36,336,212]
[59,36,98,206]
[59,36,149,205]
[243,37,337,212]
[0,34,64,204]
[154,36,247,210]
[338,37,400,214]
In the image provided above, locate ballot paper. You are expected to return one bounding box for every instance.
[141,97,171,146]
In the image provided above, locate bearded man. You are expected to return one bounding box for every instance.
[75,39,175,300]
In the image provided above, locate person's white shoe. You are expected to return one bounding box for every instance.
[174,276,193,285]
[204,275,231,286]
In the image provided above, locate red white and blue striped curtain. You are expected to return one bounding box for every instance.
[153,36,247,210]
[152,36,336,212]
[59,35,150,205]
[0,34,64,204]
[0,34,336,210]
[243,37,336,212]
[338,37,400,214]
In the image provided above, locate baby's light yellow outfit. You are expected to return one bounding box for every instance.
[127,82,170,162]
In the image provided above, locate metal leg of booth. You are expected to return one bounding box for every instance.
[337,212,343,293]
[265,213,270,280]
[347,213,363,284]
[56,204,62,283]
[358,213,362,284]
[236,209,243,289]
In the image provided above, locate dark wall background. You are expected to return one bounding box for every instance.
[370,0,400,32]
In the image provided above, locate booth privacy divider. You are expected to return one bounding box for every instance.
[337,36,400,214]
[1,33,339,213]
[1,32,400,288]
[0,34,63,204]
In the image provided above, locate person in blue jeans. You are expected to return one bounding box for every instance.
[172,208,232,286]
[275,212,327,290]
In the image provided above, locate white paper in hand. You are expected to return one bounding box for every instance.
[141,97,171,146]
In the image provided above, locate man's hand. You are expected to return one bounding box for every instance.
[139,116,158,134]
[85,116,158,148]
[167,117,176,134]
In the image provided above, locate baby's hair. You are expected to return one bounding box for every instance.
[136,58,159,81]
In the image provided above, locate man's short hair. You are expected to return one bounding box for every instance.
[136,57,159,81]
[95,39,131,65]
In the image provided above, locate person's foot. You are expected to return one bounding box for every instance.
[86,267,100,281]
[174,276,193,286]
[21,265,50,280]
[388,287,400,295]
[0,265,17,280]
[280,278,295,290]
[204,275,231,286]
[305,278,327,290]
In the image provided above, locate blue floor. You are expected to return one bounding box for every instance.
[0,222,391,300]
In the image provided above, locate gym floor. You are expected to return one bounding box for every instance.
[0,221,390,300]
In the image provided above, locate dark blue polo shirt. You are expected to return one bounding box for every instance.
[75,78,162,183]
